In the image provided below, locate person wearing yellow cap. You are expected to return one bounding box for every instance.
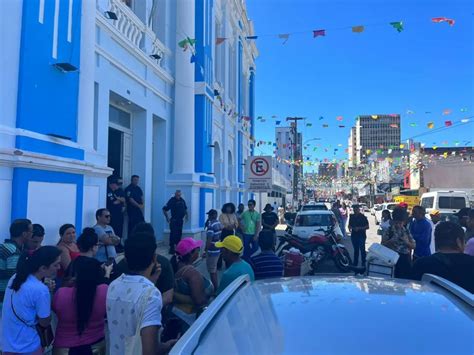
[215,235,254,294]
[429,210,441,254]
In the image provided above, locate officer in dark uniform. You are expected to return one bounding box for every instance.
[106,176,126,241]
[163,190,188,254]
[125,175,145,236]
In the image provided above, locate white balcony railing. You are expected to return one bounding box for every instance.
[102,0,168,68]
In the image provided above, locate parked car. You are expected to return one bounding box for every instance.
[359,203,370,212]
[290,210,343,239]
[374,203,398,225]
[299,203,329,212]
[420,191,469,216]
[371,204,382,216]
[170,275,473,354]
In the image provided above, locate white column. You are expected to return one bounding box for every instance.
[77,0,95,150]
[172,0,195,174]
[132,111,153,221]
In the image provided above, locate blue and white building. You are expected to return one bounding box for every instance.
[0,0,258,244]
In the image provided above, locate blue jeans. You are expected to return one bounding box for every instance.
[243,234,259,261]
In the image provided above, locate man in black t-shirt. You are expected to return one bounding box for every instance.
[412,221,474,293]
[348,205,369,266]
[163,190,188,254]
[261,204,279,235]
[106,176,126,240]
[125,175,145,235]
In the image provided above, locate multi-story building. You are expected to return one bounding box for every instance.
[347,127,357,168]
[352,114,401,165]
[318,163,338,179]
[0,0,258,243]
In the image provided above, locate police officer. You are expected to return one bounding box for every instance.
[125,175,145,235]
[106,176,126,252]
[163,190,188,254]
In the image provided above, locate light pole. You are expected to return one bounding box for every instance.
[286,117,304,206]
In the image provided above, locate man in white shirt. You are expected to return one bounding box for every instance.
[107,231,177,354]
[428,210,441,254]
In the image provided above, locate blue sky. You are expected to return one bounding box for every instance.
[246,0,474,172]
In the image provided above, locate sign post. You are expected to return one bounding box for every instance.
[247,156,273,212]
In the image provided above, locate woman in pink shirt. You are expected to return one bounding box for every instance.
[52,256,107,354]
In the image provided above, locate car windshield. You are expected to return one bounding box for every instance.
[295,214,333,227]
[374,205,382,211]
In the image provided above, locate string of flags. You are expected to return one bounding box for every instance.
[211,17,454,46]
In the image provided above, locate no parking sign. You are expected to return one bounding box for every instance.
[247,156,273,192]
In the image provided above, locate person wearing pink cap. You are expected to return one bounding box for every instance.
[171,238,213,326]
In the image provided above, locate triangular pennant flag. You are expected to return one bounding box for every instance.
[409,123,417,127]
[390,22,404,32]
[352,25,365,33]
[246,36,258,40]
[313,29,326,38]
[306,123,312,127]
[257,116,263,120]
[460,108,468,112]
[278,33,290,44]
[276,120,281,125]
[461,119,470,123]
[178,37,196,51]
[390,124,399,128]
[319,116,324,120]
[432,17,455,26]
[427,122,434,129]
[406,110,415,114]
[336,116,343,121]
[371,115,379,120]
[442,109,452,115]
[322,124,329,128]
[444,120,452,127]
[216,37,226,45]
[338,125,345,128]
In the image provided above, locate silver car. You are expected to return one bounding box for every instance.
[171,275,473,355]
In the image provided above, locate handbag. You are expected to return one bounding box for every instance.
[124,287,155,354]
[11,292,54,347]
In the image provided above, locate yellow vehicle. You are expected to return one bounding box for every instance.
[393,195,420,211]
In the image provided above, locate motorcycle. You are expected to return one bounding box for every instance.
[276,225,352,273]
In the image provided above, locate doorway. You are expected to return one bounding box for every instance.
[107,105,132,182]
[108,127,122,177]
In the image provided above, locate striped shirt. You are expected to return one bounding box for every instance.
[250,251,284,280]
[206,219,222,256]
[0,240,22,305]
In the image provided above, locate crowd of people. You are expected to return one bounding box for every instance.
[346,202,474,293]
[1,181,472,354]
[0,186,284,354]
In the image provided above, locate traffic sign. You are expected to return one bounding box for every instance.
[247,156,273,192]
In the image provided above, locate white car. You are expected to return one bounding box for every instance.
[374,203,398,225]
[291,210,343,239]
[371,204,382,216]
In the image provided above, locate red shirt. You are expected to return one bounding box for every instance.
[52,284,108,347]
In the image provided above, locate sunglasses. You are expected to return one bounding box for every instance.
[104,215,111,218]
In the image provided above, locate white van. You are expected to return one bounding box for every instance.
[420,191,469,215]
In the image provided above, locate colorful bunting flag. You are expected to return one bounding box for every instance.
[427,122,434,129]
[271,115,277,118]
[257,116,263,120]
[409,123,417,127]
[313,29,326,38]
[400,144,405,149]
[278,34,290,44]
[461,119,470,123]
[338,125,345,128]
[178,37,196,51]
[319,116,324,120]
[432,17,455,26]
[460,108,468,112]
[390,124,399,128]
[246,36,258,40]
[444,120,452,127]
[371,115,379,120]
[306,123,312,127]
[276,120,281,125]
[390,21,404,32]
[352,25,365,33]
[322,124,329,128]
[336,116,343,121]
[216,37,226,45]
[442,109,452,115]
[406,110,415,114]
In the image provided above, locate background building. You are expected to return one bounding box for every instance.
[0,0,258,243]
[347,127,357,168]
[352,114,401,165]
[318,163,338,179]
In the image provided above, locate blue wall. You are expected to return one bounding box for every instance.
[194,0,213,174]
[16,0,82,142]
[11,168,84,231]
[249,68,256,155]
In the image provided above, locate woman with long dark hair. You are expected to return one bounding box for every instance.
[57,224,81,279]
[2,246,61,354]
[219,203,239,239]
[52,257,107,354]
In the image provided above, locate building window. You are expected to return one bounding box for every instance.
[109,105,131,129]
[122,0,132,8]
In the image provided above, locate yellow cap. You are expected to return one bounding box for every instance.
[430,209,440,216]
[215,235,243,254]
